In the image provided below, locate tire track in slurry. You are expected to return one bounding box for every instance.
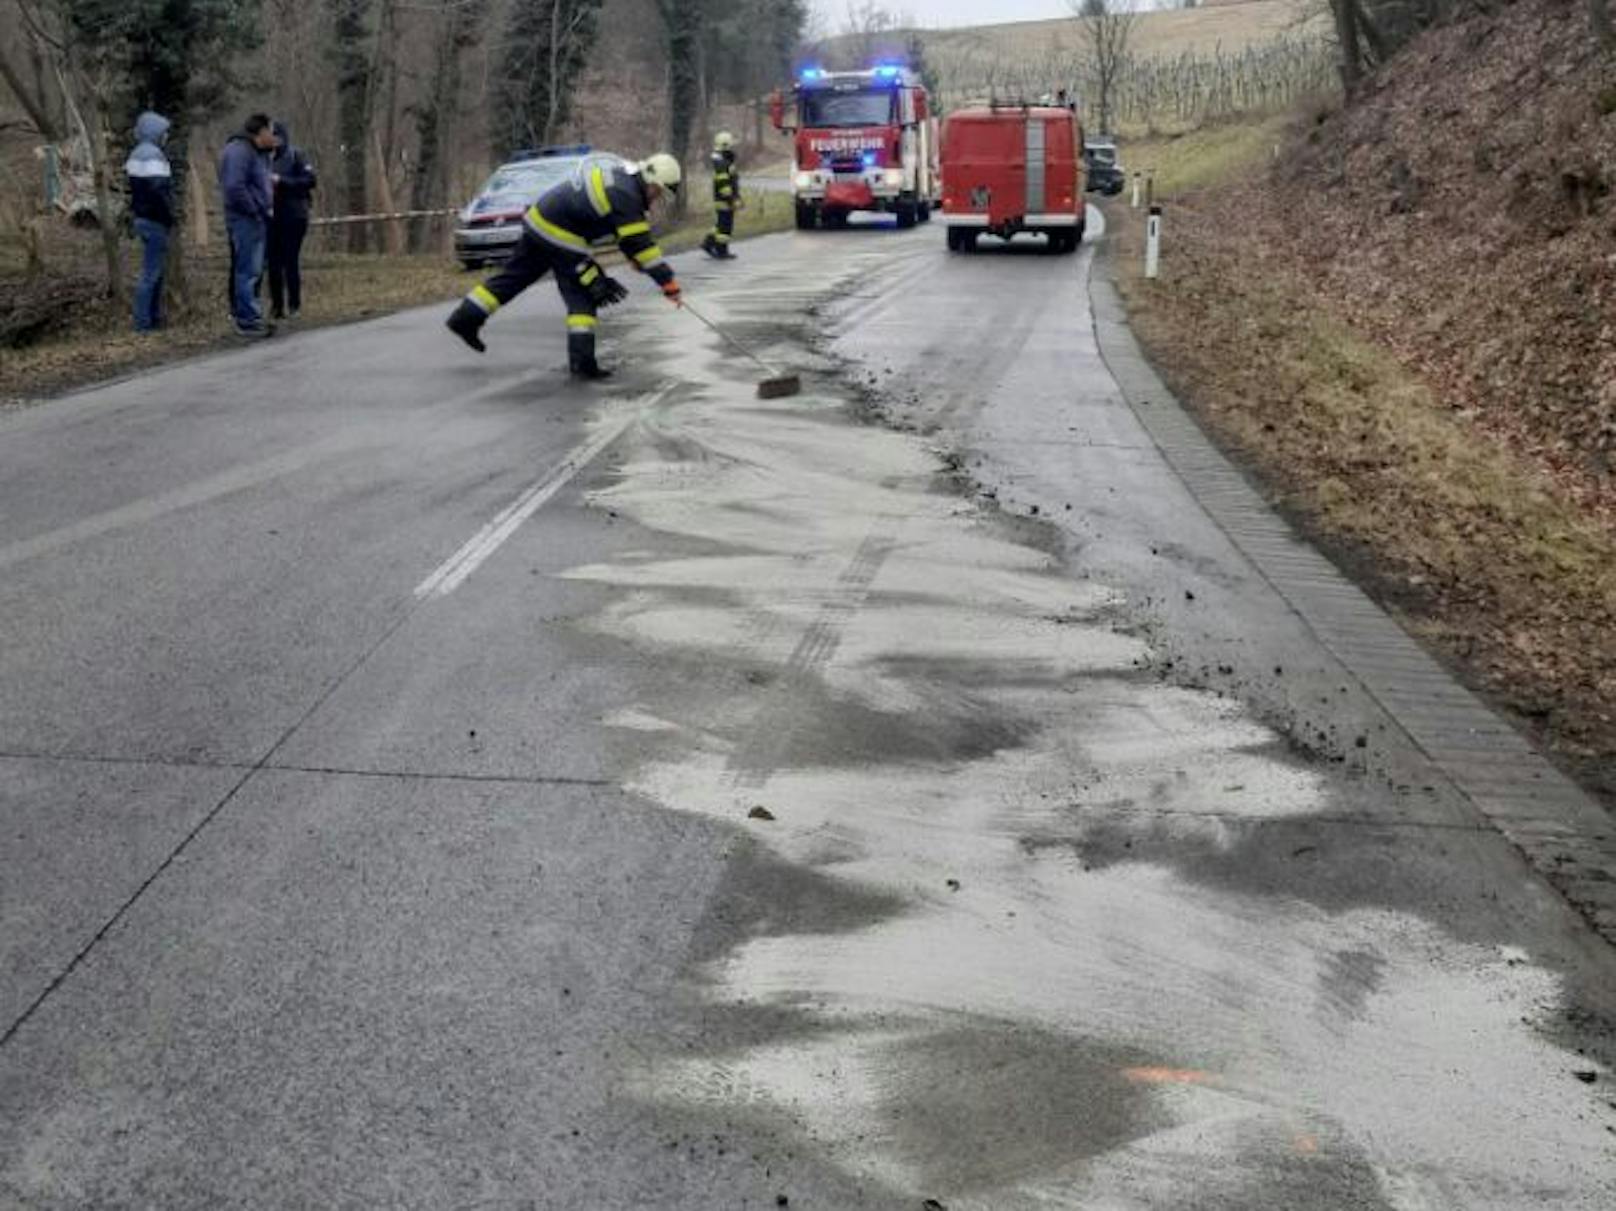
[563,232,1616,1209]
[727,530,898,790]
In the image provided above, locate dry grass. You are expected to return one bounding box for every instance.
[1106,113,1616,799]
[0,243,468,402]
[1120,113,1293,195]
[658,186,796,255]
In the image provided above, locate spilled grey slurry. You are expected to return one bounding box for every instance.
[557,233,1616,1208]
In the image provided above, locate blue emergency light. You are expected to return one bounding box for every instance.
[862,151,877,166]
[800,67,824,80]
[873,65,902,78]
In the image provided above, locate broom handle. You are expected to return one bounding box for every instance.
[681,300,781,376]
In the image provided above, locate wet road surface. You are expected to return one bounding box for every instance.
[2,218,1614,1208]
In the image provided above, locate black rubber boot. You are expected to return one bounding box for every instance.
[701,233,721,259]
[716,243,736,260]
[445,300,487,353]
[568,332,612,380]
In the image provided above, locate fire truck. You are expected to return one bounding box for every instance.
[770,65,940,230]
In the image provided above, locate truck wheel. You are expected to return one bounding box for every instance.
[895,199,917,229]
[918,201,933,224]
[824,209,849,229]
[946,227,962,252]
[794,202,817,231]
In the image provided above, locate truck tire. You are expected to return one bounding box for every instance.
[895,199,918,229]
[946,227,976,253]
[794,202,817,231]
[918,201,933,224]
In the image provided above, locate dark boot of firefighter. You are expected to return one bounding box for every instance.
[446,153,685,378]
[700,132,739,260]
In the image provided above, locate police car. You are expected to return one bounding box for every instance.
[454,145,610,269]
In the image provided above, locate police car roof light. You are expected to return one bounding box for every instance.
[510,144,592,161]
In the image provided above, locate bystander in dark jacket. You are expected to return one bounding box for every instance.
[218,113,276,335]
[125,111,174,332]
[267,120,316,320]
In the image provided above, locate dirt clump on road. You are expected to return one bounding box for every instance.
[1111,0,1616,805]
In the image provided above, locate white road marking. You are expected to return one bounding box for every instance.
[414,385,671,600]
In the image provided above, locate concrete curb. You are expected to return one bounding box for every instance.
[1087,231,1616,948]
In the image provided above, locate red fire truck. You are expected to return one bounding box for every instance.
[771,65,940,230]
[940,102,1087,253]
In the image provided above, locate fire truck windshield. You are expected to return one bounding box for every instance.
[800,88,896,128]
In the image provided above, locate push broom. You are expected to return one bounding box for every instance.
[681,300,802,399]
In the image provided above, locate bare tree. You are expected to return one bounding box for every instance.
[329,0,374,251]
[1326,0,1363,94]
[838,1,905,68]
[1069,0,1137,137]
[409,0,483,252]
[1592,0,1614,49]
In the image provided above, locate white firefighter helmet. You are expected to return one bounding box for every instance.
[638,152,682,193]
[714,131,736,152]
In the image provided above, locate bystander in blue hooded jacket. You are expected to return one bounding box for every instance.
[126,111,173,331]
[269,121,316,222]
[126,111,174,227]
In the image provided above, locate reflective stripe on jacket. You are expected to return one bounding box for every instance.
[523,160,674,287]
[711,151,739,205]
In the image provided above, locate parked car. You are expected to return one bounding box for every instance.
[454,145,610,269]
[1084,140,1126,196]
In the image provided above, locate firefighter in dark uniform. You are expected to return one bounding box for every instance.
[445,153,684,379]
[700,132,739,260]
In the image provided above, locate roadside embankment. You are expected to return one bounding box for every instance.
[1106,6,1616,807]
[1,188,794,404]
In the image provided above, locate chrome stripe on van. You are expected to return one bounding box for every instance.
[1025,118,1047,214]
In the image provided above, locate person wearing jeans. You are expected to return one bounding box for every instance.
[267,120,316,320]
[125,111,174,332]
[218,113,277,336]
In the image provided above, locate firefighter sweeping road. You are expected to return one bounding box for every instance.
[2,217,1615,1209]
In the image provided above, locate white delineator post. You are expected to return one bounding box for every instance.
[1145,204,1162,280]
[1131,172,1141,209]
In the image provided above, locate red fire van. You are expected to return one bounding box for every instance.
[940,103,1087,253]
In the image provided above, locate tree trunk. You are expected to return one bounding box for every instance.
[661,0,703,217]
[332,0,374,252]
[89,109,124,303]
[0,40,61,139]
[373,130,402,254]
[544,0,564,144]
[1329,0,1364,95]
[1593,0,1615,49]
[56,49,123,302]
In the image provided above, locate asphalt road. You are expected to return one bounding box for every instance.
[2,216,1614,1209]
